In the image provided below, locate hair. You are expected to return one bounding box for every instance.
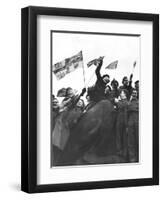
[111,79,119,87]
[122,76,128,84]
[77,99,85,111]
[102,74,110,79]
[53,97,59,103]
[52,94,55,99]
[135,80,139,84]
[119,88,129,98]
[65,87,73,96]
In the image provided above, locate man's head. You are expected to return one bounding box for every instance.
[111,79,119,89]
[52,96,59,109]
[131,89,138,99]
[105,85,111,95]
[86,94,91,103]
[122,76,129,86]
[135,80,139,90]
[76,99,85,110]
[102,74,110,84]
[66,87,75,98]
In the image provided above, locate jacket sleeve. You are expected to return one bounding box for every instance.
[95,60,103,81]
[129,73,133,89]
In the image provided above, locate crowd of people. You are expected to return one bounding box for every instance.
[52,57,139,166]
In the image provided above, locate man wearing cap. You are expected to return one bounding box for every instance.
[119,74,133,99]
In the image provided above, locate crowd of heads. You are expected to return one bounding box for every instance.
[52,75,139,114]
[52,67,139,163]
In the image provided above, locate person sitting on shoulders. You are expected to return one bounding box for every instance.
[91,57,110,102]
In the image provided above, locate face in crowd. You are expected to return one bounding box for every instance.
[102,75,110,84]
[66,88,75,98]
[122,77,129,86]
[111,79,119,90]
[105,86,110,95]
[135,81,139,90]
[120,90,127,100]
[76,99,85,110]
[86,95,91,103]
[131,89,138,99]
[52,95,59,109]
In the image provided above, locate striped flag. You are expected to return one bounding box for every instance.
[53,51,83,80]
[105,60,118,69]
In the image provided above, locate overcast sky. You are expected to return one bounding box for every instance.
[52,32,140,96]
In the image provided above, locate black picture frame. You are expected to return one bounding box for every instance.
[21,6,159,193]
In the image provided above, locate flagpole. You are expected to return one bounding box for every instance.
[82,63,86,88]
[113,67,117,80]
[81,51,86,88]
[131,61,136,74]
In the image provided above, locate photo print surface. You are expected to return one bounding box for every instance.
[51,31,140,167]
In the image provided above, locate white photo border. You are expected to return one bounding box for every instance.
[37,15,153,185]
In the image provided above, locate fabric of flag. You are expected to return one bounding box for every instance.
[105,60,118,69]
[53,51,83,80]
[87,56,104,68]
[87,59,97,68]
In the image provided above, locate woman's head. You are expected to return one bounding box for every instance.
[119,89,127,100]
[66,87,74,98]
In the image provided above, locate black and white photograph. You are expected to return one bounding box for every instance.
[51,31,140,167]
[21,6,159,193]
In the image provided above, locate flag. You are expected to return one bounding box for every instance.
[87,56,104,68]
[57,88,67,97]
[105,60,118,69]
[87,59,96,67]
[53,51,83,80]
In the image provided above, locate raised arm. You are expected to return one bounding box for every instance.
[67,88,86,110]
[129,73,133,88]
[95,59,103,80]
